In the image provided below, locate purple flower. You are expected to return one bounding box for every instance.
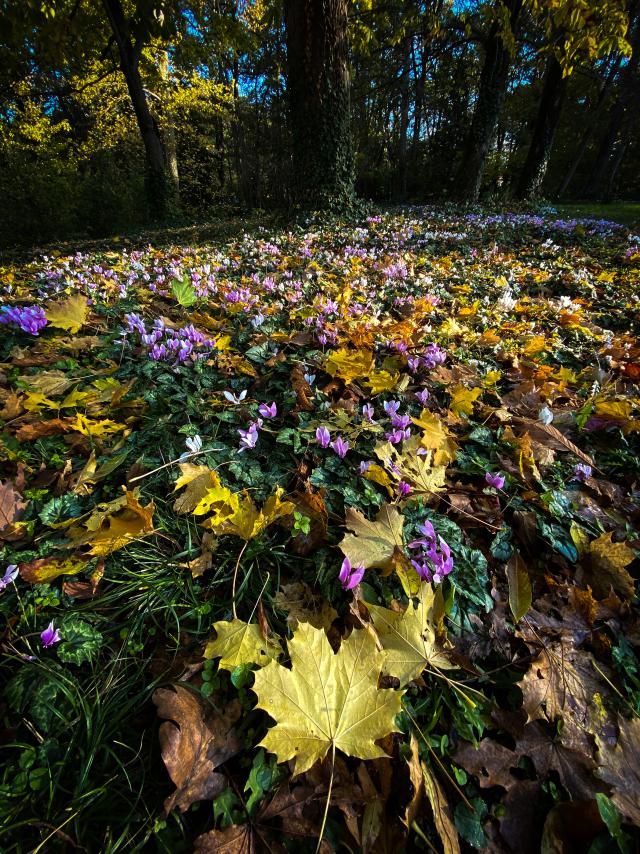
[338,557,365,591]
[359,460,372,475]
[397,481,412,497]
[415,389,430,406]
[316,426,331,448]
[0,305,48,335]
[362,403,376,423]
[40,621,61,648]
[383,400,401,417]
[408,520,453,584]
[485,471,505,490]
[391,413,411,429]
[386,428,411,444]
[258,401,277,418]
[0,564,18,591]
[331,436,349,458]
[238,420,261,452]
[573,463,592,482]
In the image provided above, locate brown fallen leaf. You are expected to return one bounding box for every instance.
[193,825,257,854]
[273,581,338,631]
[421,761,461,854]
[582,531,636,600]
[152,685,242,814]
[453,738,518,791]
[596,715,640,826]
[15,417,72,442]
[403,734,424,829]
[540,800,604,854]
[290,364,315,411]
[0,479,27,540]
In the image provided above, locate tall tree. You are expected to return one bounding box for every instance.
[515,0,631,199]
[454,0,523,203]
[101,0,173,219]
[284,0,354,208]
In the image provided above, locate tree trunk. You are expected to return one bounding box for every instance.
[284,0,354,209]
[515,55,566,199]
[583,6,640,200]
[455,0,523,202]
[102,0,168,220]
[393,34,411,200]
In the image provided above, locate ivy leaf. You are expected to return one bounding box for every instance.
[204,618,281,671]
[366,582,454,686]
[252,623,404,775]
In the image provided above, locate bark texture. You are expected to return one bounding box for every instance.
[516,55,566,200]
[455,0,523,202]
[284,0,354,209]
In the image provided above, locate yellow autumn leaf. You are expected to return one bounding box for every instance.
[66,490,155,556]
[45,293,89,333]
[252,623,404,775]
[586,532,636,600]
[340,503,405,574]
[366,582,454,686]
[193,486,240,522]
[364,463,394,496]
[411,409,458,465]
[22,392,59,412]
[19,554,89,584]
[201,487,295,540]
[375,438,446,497]
[71,414,127,437]
[522,335,547,356]
[204,618,281,671]
[323,347,375,383]
[60,388,96,408]
[363,369,400,394]
[439,318,465,338]
[449,385,482,417]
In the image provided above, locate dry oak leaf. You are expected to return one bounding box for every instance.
[596,715,640,826]
[152,685,242,814]
[0,480,27,538]
[205,618,281,671]
[45,293,89,334]
[339,503,405,574]
[584,531,636,600]
[252,623,405,776]
[365,582,454,687]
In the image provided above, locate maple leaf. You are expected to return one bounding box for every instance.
[584,531,636,600]
[173,464,223,514]
[596,715,640,826]
[152,684,242,814]
[323,347,375,383]
[410,408,458,465]
[70,414,127,437]
[0,480,28,540]
[449,385,482,416]
[45,293,89,333]
[204,618,281,670]
[375,438,447,497]
[339,503,405,574]
[252,623,404,775]
[273,581,338,631]
[366,583,454,686]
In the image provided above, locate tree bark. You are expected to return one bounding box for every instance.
[454,0,523,202]
[515,55,566,199]
[284,0,354,209]
[102,0,169,220]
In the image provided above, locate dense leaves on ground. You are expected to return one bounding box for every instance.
[1,207,640,852]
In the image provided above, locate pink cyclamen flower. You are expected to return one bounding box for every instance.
[316,426,331,448]
[40,621,61,648]
[258,401,277,418]
[397,481,412,497]
[0,564,18,591]
[339,557,365,591]
[331,436,349,458]
[238,420,262,452]
[573,463,592,482]
[362,403,375,422]
[485,471,505,490]
[416,388,430,406]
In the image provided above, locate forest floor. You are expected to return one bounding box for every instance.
[555,201,640,227]
[1,208,639,853]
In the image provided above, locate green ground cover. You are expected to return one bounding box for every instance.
[1,208,639,853]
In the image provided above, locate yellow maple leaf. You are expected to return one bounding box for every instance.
[323,347,375,383]
[204,618,281,671]
[45,294,89,333]
[364,463,394,496]
[375,438,446,498]
[252,623,404,775]
[522,335,547,356]
[173,464,222,513]
[71,414,127,437]
[366,583,454,686]
[410,409,458,465]
[201,487,295,540]
[340,503,405,574]
[363,369,400,394]
[22,392,59,412]
[449,385,482,417]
